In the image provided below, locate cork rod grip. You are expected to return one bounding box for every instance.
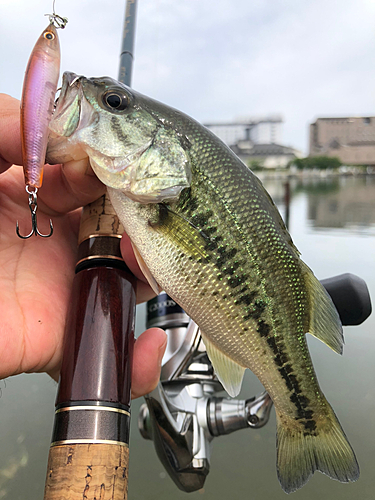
[44,444,129,499]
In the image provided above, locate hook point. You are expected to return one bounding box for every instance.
[16,187,54,239]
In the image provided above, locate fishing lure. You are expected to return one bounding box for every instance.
[16,7,67,238]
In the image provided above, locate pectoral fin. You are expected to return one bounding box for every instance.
[131,241,162,295]
[201,331,246,397]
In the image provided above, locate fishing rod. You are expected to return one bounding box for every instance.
[43,2,138,498]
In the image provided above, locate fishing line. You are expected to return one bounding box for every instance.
[45,0,68,29]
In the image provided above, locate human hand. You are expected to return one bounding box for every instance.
[0,93,166,398]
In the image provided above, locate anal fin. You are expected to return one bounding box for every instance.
[201,331,246,397]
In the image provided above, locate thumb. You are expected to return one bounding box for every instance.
[131,327,167,399]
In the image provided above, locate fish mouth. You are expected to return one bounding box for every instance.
[50,72,92,137]
[47,72,97,164]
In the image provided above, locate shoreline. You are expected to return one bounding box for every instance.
[255,167,375,181]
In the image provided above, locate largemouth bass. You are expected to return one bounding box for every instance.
[47,72,359,493]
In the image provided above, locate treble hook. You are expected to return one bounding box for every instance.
[16,186,54,239]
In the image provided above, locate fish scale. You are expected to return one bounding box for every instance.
[171,154,316,408]
[47,73,359,493]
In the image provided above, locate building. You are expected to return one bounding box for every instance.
[204,115,302,168]
[230,141,302,169]
[204,115,283,146]
[309,116,375,165]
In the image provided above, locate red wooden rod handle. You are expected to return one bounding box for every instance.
[44,195,136,500]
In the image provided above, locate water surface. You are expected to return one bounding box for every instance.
[0,175,374,499]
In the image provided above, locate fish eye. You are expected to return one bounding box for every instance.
[44,31,55,40]
[102,91,129,111]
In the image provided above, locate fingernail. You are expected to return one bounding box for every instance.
[157,335,168,368]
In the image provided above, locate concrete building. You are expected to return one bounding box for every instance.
[204,115,302,168]
[230,141,302,169]
[309,116,375,165]
[204,115,283,146]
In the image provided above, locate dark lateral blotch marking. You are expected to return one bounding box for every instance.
[290,392,308,408]
[217,245,227,255]
[244,299,265,320]
[216,254,227,269]
[274,354,283,367]
[226,248,238,259]
[286,368,295,378]
[298,395,310,407]
[235,290,257,306]
[279,367,294,391]
[205,235,223,252]
[192,210,213,226]
[254,299,266,311]
[274,352,289,367]
[206,240,218,251]
[303,410,314,420]
[215,246,238,268]
[288,373,302,394]
[304,419,317,432]
[204,226,218,236]
[221,263,241,277]
[257,320,271,337]
[191,213,208,227]
[290,391,314,422]
[227,274,247,289]
[290,392,300,407]
[267,337,278,355]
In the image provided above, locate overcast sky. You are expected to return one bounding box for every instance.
[1,0,375,154]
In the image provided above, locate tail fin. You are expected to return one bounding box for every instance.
[276,409,359,494]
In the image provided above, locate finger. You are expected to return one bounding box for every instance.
[135,280,158,304]
[39,159,106,215]
[0,94,22,172]
[131,328,167,399]
[0,94,106,214]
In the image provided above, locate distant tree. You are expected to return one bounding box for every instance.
[290,156,342,170]
[248,159,264,171]
[312,156,342,169]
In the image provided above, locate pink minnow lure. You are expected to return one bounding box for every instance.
[20,21,61,189]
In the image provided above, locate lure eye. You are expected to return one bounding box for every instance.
[44,31,55,40]
[102,91,129,111]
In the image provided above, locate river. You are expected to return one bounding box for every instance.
[0,175,374,499]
